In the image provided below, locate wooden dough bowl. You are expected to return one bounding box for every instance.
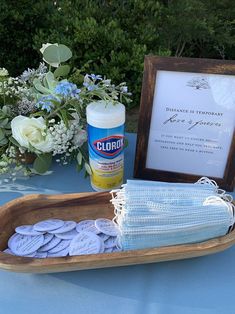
[0,192,234,273]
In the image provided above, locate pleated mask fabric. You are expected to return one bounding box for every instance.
[111,178,234,251]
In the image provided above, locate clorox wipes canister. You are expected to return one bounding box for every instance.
[86,100,125,191]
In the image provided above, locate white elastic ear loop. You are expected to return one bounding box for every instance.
[203,196,234,226]
[221,194,233,202]
[110,189,125,204]
[110,188,126,225]
[111,202,122,224]
[229,202,235,216]
[195,177,218,190]
[218,189,226,196]
[110,189,122,199]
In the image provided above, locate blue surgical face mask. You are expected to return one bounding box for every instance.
[111,178,234,251]
[121,178,221,204]
[119,223,230,251]
[118,202,233,228]
[125,176,219,192]
[113,177,229,214]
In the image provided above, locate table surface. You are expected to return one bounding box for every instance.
[0,133,234,314]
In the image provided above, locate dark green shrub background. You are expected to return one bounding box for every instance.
[0,0,234,107]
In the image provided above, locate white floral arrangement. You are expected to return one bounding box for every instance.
[0,43,131,181]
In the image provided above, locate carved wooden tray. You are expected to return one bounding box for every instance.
[0,192,234,273]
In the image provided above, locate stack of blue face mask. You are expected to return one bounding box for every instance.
[111,177,234,251]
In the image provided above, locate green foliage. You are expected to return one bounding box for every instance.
[33,153,52,174]
[42,44,72,67]
[0,1,56,74]
[0,106,11,147]
[54,65,71,78]
[33,71,58,97]
[0,0,235,107]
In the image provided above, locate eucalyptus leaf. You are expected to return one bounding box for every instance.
[0,129,5,141]
[33,78,51,95]
[33,78,41,86]
[60,109,69,127]
[30,169,53,176]
[5,129,12,135]
[9,136,20,147]
[30,111,45,117]
[0,138,8,146]
[54,65,70,78]
[0,118,8,127]
[43,75,48,89]
[33,153,52,174]
[2,106,9,115]
[84,163,92,175]
[45,71,57,90]
[77,151,82,165]
[43,44,72,67]
[34,83,51,95]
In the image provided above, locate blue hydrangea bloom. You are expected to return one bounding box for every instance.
[54,81,81,98]
[120,86,128,93]
[83,82,89,88]
[88,74,102,81]
[83,82,98,91]
[36,95,59,112]
[88,85,98,91]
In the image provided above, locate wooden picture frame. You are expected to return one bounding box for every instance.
[134,56,235,191]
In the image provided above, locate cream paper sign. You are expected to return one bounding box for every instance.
[146,70,235,178]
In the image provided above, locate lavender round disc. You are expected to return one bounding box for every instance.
[42,233,54,246]
[50,221,77,234]
[47,247,69,258]
[38,236,61,252]
[95,219,119,236]
[69,231,102,256]
[76,220,99,234]
[24,251,37,258]
[15,225,44,236]
[34,251,48,259]
[104,236,117,248]
[98,233,110,242]
[3,248,15,255]
[55,229,78,240]
[48,240,70,254]
[8,233,44,256]
[34,219,64,232]
[99,239,105,253]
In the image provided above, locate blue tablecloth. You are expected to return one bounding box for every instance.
[0,133,234,314]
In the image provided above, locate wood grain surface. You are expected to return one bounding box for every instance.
[0,192,235,273]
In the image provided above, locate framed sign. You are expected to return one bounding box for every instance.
[134,56,235,191]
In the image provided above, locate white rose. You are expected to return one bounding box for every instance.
[11,116,53,153]
[40,43,60,68]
